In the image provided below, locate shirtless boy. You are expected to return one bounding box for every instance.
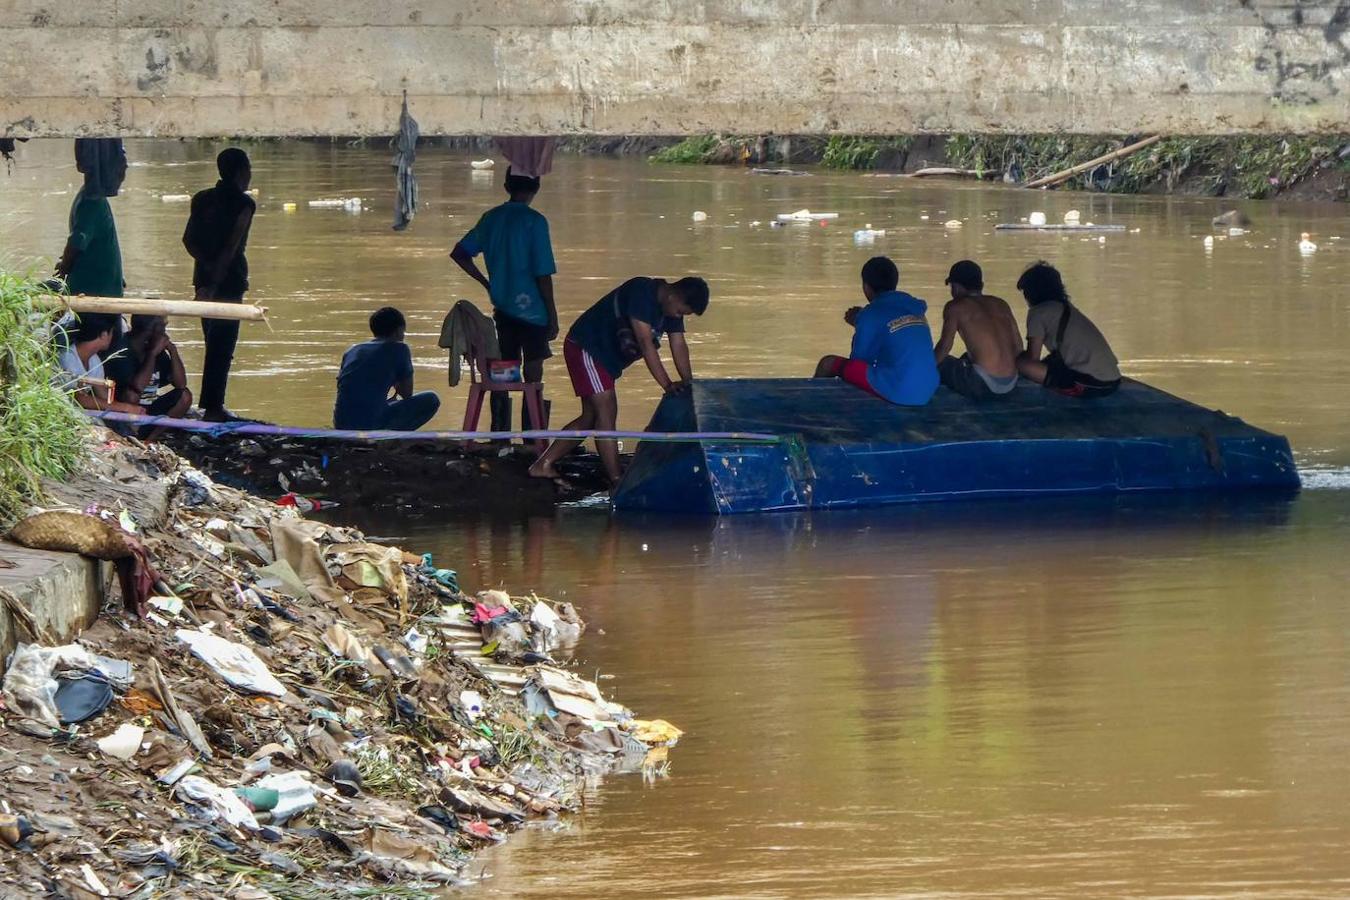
[932,260,1023,400]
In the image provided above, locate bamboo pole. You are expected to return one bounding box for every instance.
[1023,135,1164,190]
[35,295,268,322]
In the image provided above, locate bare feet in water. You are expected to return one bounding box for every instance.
[528,460,562,480]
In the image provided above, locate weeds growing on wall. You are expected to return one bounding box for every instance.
[946,134,1348,198]
[820,136,913,170]
[0,270,90,527]
[650,135,723,164]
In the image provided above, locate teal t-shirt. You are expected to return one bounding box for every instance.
[459,201,556,326]
[65,188,123,298]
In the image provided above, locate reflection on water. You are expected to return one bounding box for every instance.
[6,141,1350,896]
[345,491,1350,898]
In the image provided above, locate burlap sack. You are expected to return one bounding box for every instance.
[8,511,131,560]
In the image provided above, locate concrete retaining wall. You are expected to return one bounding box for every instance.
[2,1,1348,137]
[0,543,105,669]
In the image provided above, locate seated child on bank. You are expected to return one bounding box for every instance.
[104,315,193,438]
[333,306,441,431]
[56,313,141,415]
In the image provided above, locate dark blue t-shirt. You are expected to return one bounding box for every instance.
[850,290,939,405]
[333,339,414,428]
[566,277,684,379]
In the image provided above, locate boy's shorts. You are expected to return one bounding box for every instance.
[563,339,615,398]
[825,356,879,397]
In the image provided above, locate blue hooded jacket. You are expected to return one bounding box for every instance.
[850,290,939,405]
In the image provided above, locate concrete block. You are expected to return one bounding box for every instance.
[0,542,105,671]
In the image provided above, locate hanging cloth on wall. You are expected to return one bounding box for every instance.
[492,137,556,179]
[391,93,419,231]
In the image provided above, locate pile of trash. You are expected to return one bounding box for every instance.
[0,441,680,897]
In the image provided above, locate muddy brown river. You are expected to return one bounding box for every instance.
[5,140,1350,897]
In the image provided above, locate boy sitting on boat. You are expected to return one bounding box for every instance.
[814,256,939,406]
[1014,261,1121,398]
[933,259,1023,400]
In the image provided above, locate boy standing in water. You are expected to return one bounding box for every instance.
[529,276,709,487]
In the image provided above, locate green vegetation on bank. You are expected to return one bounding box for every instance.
[820,136,913,170]
[943,134,1347,198]
[0,271,90,526]
[647,132,1348,200]
[650,135,724,164]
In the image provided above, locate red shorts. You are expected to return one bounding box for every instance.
[564,339,616,398]
[827,357,879,397]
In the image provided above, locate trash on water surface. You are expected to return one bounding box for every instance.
[777,209,839,222]
[691,210,708,222]
[1028,211,1048,226]
[308,197,362,211]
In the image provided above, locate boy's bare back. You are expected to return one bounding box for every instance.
[948,294,1023,378]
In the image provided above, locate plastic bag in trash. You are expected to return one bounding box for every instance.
[529,601,583,656]
[254,771,317,824]
[175,775,260,830]
[2,643,98,728]
[177,467,215,507]
[176,629,287,697]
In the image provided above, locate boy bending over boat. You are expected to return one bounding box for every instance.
[529,276,710,487]
[815,256,939,406]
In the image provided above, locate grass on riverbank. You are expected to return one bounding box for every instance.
[946,134,1349,198]
[647,131,1348,199]
[650,135,724,164]
[820,136,913,170]
[0,270,90,527]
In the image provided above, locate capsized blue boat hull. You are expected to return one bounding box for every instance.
[611,378,1300,514]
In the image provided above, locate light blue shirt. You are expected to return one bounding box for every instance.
[459,201,556,326]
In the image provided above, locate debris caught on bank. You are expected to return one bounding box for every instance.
[0,436,679,897]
